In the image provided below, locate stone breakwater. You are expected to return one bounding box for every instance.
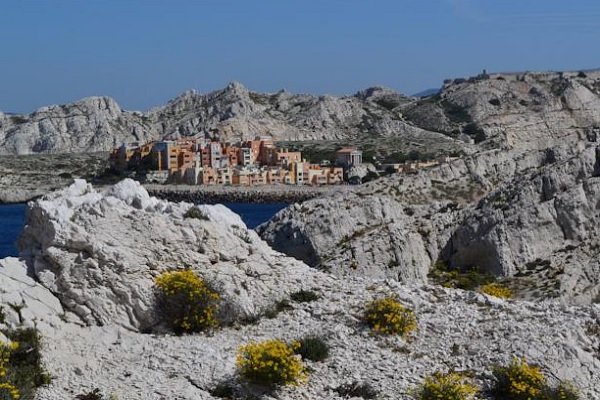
[144,184,353,204]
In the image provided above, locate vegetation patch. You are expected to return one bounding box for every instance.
[236,339,307,387]
[364,296,417,336]
[75,388,112,400]
[413,371,478,400]
[479,282,512,299]
[333,381,378,399]
[289,290,320,303]
[294,335,329,362]
[184,206,209,220]
[428,261,495,291]
[1,328,51,400]
[154,270,221,334]
[440,100,472,124]
[491,358,580,400]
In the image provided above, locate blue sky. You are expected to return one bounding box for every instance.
[1,0,599,113]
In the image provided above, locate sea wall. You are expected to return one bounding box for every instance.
[144,184,353,204]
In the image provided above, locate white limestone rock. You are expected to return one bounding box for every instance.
[18,179,325,331]
[33,281,600,400]
[0,179,598,399]
[0,257,64,330]
[260,143,600,304]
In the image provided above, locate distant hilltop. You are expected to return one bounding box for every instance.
[1,68,600,156]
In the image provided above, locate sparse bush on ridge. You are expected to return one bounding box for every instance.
[236,339,306,386]
[364,296,417,336]
[413,371,478,400]
[184,206,209,220]
[154,270,220,333]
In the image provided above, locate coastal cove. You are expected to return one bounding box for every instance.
[0,202,286,258]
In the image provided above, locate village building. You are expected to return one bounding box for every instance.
[110,136,361,187]
[335,147,363,168]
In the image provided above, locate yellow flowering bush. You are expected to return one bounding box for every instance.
[492,358,547,400]
[155,270,220,333]
[236,339,307,386]
[0,340,20,399]
[364,296,417,336]
[479,282,512,299]
[414,371,478,400]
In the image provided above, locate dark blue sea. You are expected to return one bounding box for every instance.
[0,202,285,259]
[0,204,27,259]
[223,202,287,229]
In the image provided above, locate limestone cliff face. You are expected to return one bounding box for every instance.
[448,146,600,303]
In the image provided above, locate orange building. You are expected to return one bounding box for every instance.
[223,145,240,166]
[276,149,302,167]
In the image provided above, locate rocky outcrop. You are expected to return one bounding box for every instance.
[448,145,600,303]
[0,97,153,155]
[259,141,600,303]
[0,257,64,330]
[18,179,323,330]
[402,70,600,151]
[1,180,599,399]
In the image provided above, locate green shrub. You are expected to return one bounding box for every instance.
[184,206,209,220]
[413,371,478,400]
[334,381,378,399]
[236,339,306,386]
[364,296,417,336]
[290,290,320,303]
[154,270,220,333]
[294,336,329,362]
[208,382,235,399]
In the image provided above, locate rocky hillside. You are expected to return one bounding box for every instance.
[1,180,598,399]
[0,82,463,156]
[402,70,600,151]
[259,139,600,304]
[4,69,600,156]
